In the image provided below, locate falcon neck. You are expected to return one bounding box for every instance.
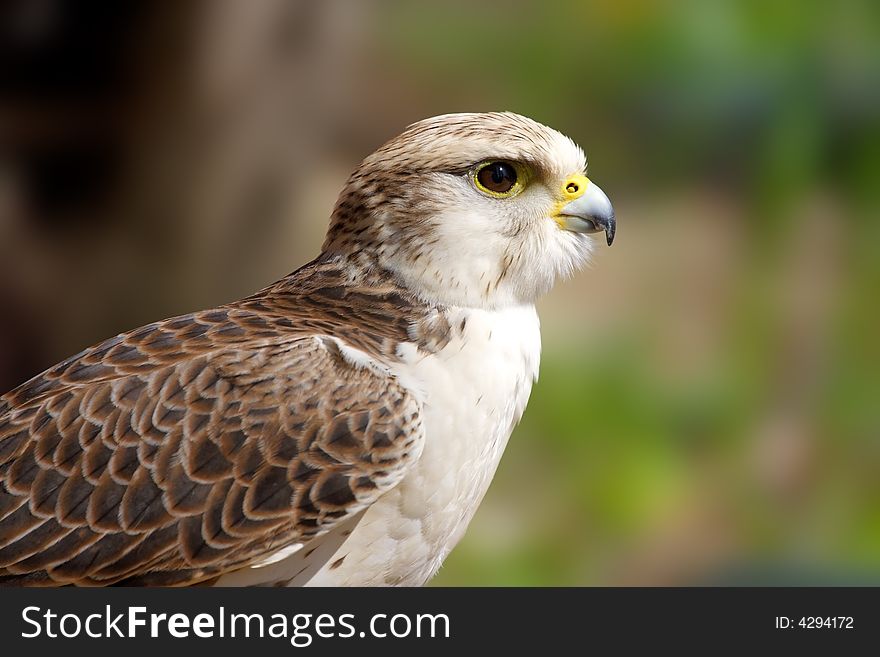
[314,249,528,311]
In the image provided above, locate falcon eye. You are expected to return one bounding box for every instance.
[474,161,520,196]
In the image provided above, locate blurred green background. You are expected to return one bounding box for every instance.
[1,1,878,585]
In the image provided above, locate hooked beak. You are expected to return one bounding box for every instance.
[557,180,616,246]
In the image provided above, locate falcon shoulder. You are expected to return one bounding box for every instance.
[0,303,424,586]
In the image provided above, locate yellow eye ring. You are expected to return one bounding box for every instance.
[473,161,526,198]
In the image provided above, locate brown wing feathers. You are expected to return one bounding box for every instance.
[0,260,426,586]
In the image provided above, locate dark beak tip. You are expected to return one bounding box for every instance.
[597,214,615,246]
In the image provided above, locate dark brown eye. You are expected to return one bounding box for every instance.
[476,161,518,194]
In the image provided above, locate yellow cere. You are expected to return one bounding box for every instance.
[562,174,589,200]
[552,174,590,227]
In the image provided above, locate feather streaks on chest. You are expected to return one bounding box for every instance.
[402,303,541,469]
[308,304,541,586]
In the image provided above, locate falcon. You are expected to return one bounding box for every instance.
[0,112,615,586]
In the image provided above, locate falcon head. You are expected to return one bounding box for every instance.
[324,112,615,308]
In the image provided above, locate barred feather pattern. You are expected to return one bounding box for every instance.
[0,257,436,586]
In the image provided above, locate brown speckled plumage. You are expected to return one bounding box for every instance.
[0,258,432,585]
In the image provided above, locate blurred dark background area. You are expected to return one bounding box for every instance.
[0,0,878,584]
